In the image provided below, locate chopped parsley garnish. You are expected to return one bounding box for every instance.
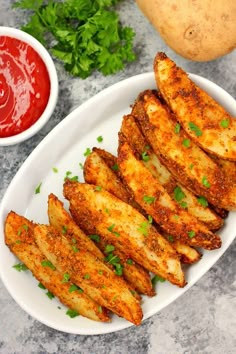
[89,234,100,243]
[97,135,103,143]
[182,139,191,148]
[143,195,156,204]
[38,282,46,289]
[104,244,115,253]
[126,259,133,265]
[202,176,211,188]
[84,148,91,157]
[137,221,149,236]
[69,175,79,182]
[220,119,230,128]
[107,224,120,237]
[46,291,55,299]
[79,163,84,170]
[13,263,28,272]
[173,186,186,202]
[69,284,83,293]
[104,253,123,276]
[197,196,208,207]
[62,273,70,283]
[151,275,166,286]
[188,230,196,238]
[64,171,78,181]
[52,167,58,173]
[62,225,67,234]
[174,123,181,134]
[147,215,153,224]
[180,201,188,209]
[188,122,202,137]
[141,151,150,162]
[111,164,119,171]
[98,306,103,313]
[95,185,102,191]
[98,270,103,275]
[41,260,56,270]
[35,182,42,194]
[17,224,29,235]
[189,163,194,170]
[66,309,79,318]
[71,244,79,253]
[84,273,90,280]
[167,235,174,243]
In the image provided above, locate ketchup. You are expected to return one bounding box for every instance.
[0,36,50,138]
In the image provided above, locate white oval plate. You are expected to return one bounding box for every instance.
[0,72,236,335]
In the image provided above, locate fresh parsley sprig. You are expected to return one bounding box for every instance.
[13,0,136,78]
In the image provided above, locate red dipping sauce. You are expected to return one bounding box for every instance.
[0,36,50,138]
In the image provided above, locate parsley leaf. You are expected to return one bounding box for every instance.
[13,0,136,78]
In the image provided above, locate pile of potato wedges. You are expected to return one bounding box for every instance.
[4,53,236,326]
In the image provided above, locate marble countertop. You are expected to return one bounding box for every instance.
[0,1,236,353]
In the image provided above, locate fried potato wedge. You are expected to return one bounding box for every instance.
[4,211,110,322]
[173,240,202,264]
[48,193,149,297]
[48,193,104,259]
[121,114,223,231]
[154,52,236,161]
[117,136,221,250]
[63,180,185,287]
[134,90,236,211]
[34,224,143,326]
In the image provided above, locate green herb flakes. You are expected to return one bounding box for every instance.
[104,244,115,253]
[41,260,56,270]
[84,273,90,280]
[174,123,181,134]
[188,122,202,137]
[141,151,150,162]
[84,148,91,157]
[66,309,79,318]
[202,176,211,188]
[197,196,208,207]
[220,119,230,128]
[46,291,55,300]
[35,182,42,194]
[174,186,186,202]
[89,234,100,243]
[111,164,119,171]
[107,224,120,237]
[126,259,133,265]
[182,139,191,148]
[13,263,28,272]
[188,230,196,238]
[62,273,70,283]
[52,167,58,173]
[38,282,46,289]
[151,275,166,286]
[143,195,156,204]
[97,135,103,143]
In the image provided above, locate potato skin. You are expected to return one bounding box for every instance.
[136,0,236,61]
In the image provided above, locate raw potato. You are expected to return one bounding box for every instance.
[136,0,236,61]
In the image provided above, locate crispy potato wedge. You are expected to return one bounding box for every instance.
[48,193,148,297]
[48,193,104,259]
[117,136,221,250]
[34,224,143,326]
[154,52,236,161]
[121,114,223,231]
[63,180,186,287]
[134,90,236,211]
[4,211,110,322]
[173,240,202,264]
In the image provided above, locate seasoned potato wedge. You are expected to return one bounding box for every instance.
[117,136,221,250]
[48,193,150,297]
[34,224,143,326]
[134,90,236,211]
[4,211,110,322]
[48,193,104,259]
[121,114,223,231]
[154,52,236,161]
[63,180,186,287]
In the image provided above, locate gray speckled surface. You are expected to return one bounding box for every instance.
[0,1,236,353]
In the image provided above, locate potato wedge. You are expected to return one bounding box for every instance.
[154,52,236,161]
[63,180,185,287]
[48,193,150,297]
[48,193,104,259]
[121,114,223,231]
[4,211,110,322]
[34,224,143,326]
[134,90,236,211]
[117,135,221,250]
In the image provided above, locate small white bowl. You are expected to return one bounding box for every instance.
[0,27,58,146]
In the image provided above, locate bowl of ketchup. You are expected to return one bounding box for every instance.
[0,27,58,146]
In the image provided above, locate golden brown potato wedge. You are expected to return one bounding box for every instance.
[121,114,223,231]
[48,193,104,259]
[34,224,143,326]
[48,193,151,297]
[134,90,236,211]
[154,52,236,161]
[63,180,186,287]
[117,136,221,250]
[4,211,110,322]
